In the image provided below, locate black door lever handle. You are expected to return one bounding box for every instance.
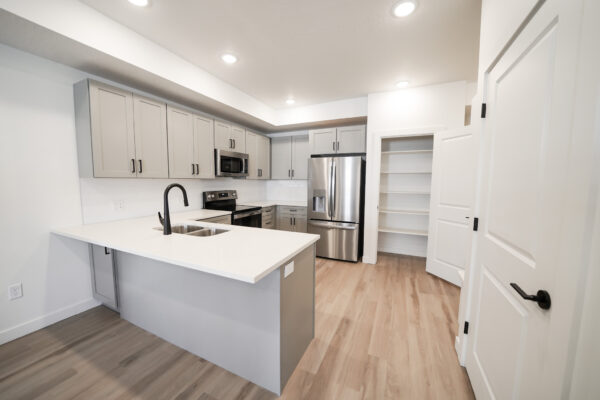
[510,283,551,310]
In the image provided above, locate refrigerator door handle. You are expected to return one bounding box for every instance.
[331,159,336,218]
[308,221,357,230]
[328,160,334,219]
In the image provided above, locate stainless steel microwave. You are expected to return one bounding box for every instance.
[215,149,249,177]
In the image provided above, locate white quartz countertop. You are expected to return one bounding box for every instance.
[53,209,319,284]
[240,200,307,208]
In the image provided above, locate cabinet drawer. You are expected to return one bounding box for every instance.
[278,205,307,217]
[262,206,275,216]
[262,219,274,229]
[262,213,273,224]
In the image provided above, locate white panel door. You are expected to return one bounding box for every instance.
[309,128,337,154]
[245,131,259,179]
[466,0,584,398]
[167,106,195,178]
[89,82,136,177]
[214,121,232,151]
[336,125,366,153]
[271,136,292,179]
[133,95,168,178]
[426,128,477,286]
[230,126,246,152]
[291,135,310,180]
[193,115,214,179]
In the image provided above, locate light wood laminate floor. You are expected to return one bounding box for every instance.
[0,253,473,399]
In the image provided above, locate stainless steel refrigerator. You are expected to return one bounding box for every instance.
[307,155,365,262]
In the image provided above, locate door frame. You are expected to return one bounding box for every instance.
[457,0,600,396]
[363,125,445,265]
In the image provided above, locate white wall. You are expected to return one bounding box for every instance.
[0,44,98,344]
[362,81,471,263]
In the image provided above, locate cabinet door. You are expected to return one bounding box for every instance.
[309,128,337,154]
[291,135,310,180]
[230,126,246,152]
[277,214,294,231]
[295,216,307,233]
[133,95,169,178]
[193,115,215,179]
[245,131,259,179]
[337,125,366,153]
[214,121,232,151]
[90,245,118,310]
[257,135,271,179]
[89,82,136,177]
[271,136,292,179]
[167,106,195,178]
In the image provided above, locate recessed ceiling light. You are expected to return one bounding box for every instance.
[221,54,238,64]
[128,0,149,7]
[396,81,410,88]
[392,1,417,17]
[286,98,296,105]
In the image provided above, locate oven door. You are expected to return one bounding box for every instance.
[215,149,249,177]
[233,209,262,227]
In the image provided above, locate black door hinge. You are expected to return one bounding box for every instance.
[481,103,487,118]
[473,217,479,231]
[464,321,470,334]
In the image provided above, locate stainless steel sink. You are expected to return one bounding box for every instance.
[186,228,229,237]
[154,225,228,237]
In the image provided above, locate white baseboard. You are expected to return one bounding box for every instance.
[0,298,100,345]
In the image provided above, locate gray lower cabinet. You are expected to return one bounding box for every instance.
[277,206,307,233]
[90,244,119,311]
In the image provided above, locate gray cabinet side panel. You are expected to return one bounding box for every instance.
[280,245,315,391]
[74,80,93,178]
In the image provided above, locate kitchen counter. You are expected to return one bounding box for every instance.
[53,209,318,283]
[241,200,308,208]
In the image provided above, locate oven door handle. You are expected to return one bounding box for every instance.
[233,210,262,220]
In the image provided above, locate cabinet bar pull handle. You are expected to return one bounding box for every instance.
[229,139,232,148]
[138,159,143,173]
[233,139,236,149]
[192,163,195,175]
[131,158,135,173]
[337,141,340,151]
[333,142,336,151]
[196,164,199,175]
[288,169,291,177]
[292,169,294,178]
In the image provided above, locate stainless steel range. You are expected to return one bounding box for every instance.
[203,190,262,227]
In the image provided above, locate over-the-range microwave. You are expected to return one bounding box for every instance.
[214,149,249,177]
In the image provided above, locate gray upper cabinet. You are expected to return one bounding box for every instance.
[271,135,309,180]
[167,105,214,179]
[291,135,309,179]
[245,130,270,180]
[215,121,246,153]
[133,95,169,178]
[336,125,366,153]
[308,125,366,155]
[167,106,195,178]
[309,128,337,155]
[86,81,136,178]
[193,115,215,179]
[271,136,292,180]
[75,80,168,178]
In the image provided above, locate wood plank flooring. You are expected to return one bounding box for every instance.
[0,253,473,399]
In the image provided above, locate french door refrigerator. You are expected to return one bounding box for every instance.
[307,155,365,262]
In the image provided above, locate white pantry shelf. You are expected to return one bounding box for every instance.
[379,208,429,215]
[380,190,431,195]
[380,171,432,174]
[378,228,429,237]
[381,150,433,155]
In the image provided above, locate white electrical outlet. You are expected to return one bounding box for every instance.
[8,283,23,300]
[112,200,125,211]
[284,261,294,278]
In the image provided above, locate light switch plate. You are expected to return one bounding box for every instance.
[284,261,294,278]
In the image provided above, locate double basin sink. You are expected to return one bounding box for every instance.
[153,224,229,237]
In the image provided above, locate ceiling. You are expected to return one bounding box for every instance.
[80,0,481,109]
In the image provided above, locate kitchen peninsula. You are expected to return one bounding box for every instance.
[53,209,319,395]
